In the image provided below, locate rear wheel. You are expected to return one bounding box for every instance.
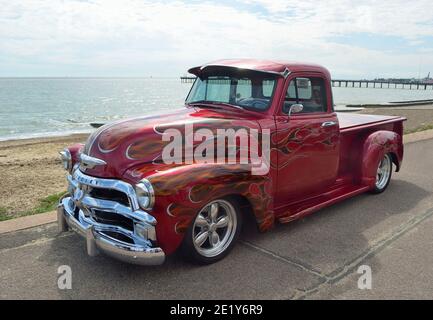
[370,153,393,194]
[181,198,242,264]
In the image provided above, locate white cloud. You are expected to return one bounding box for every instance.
[243,0,433,38]
[0,0,432,77]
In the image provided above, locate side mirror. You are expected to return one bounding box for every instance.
[288,103,303,116]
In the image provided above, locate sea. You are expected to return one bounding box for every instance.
[1,77,432,141]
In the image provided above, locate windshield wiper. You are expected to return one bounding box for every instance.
[187,101,222,109]
[187,100,243,110]
[215,102,244,110]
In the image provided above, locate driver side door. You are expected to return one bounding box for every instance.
[274,74,340,207]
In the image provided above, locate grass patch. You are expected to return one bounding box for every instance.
[0,191,67,222]
[31,191,67,215]
[0,206,9,222]
[405,123,433,134]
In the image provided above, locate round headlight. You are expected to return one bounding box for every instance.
[135,179,155,210]
[59,149,72,172]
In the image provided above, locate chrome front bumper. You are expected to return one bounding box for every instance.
[57,170,165,265]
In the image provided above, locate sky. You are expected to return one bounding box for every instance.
[1,0,433,79]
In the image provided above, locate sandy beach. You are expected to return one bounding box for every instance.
[1,105,433,220]
[0,134,88,220]
[358,104,433,133]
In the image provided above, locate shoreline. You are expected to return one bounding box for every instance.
[1,99,432,142]
[0,129,93,143]
[0,133,90,148]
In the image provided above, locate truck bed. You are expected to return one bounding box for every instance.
[337,112,406,132]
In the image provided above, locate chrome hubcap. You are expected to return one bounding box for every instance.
[192,199,237,258]
[376,154,391,189]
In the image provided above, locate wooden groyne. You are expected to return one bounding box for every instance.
[181,76,433,90]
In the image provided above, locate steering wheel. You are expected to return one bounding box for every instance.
[237,98,268,110]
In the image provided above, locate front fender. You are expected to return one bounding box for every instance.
[361,130,403,187]
[143,163,274,255]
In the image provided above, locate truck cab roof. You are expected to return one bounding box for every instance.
[189,59,331,79]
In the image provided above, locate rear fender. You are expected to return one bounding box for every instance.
[361,130,403,187]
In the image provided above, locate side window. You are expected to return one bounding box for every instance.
[286,80,297,99]
[297,78,312,99]
[283,77,327,114]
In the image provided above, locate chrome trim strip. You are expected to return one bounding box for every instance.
[58,197,165,265]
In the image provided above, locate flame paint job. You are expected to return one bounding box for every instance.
[65,60,406,256]
[138,164,273,254]
[81,108,262,179]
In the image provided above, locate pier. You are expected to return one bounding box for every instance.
[180,76,196,83]
[332,79,433,90]
[181,76,433,90]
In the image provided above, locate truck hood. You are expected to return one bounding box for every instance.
[81,107,261,181]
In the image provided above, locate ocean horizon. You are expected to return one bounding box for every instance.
[1,77,432,141]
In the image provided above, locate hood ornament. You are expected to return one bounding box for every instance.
[79,153,107,170]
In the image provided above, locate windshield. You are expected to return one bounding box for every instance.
[186,74,278,111]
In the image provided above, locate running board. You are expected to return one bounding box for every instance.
[277,184,371,224]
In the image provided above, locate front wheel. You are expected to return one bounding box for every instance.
[370,153,393,194]
[181,198,242,264]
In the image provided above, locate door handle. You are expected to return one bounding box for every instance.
[322,121,337,127]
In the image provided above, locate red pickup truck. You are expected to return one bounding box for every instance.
[58,59,405,265]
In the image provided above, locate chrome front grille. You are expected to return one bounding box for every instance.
[58,166,165,265]
[69,168,142,212]
[66,168,157,245]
